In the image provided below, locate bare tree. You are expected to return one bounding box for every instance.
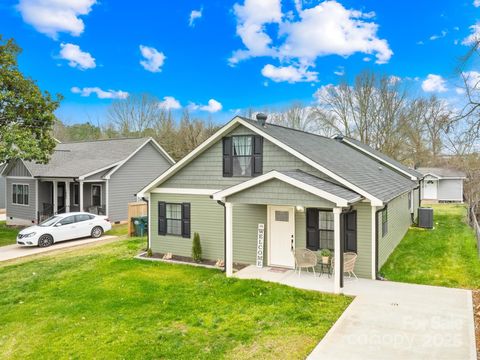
[268,103,322,133]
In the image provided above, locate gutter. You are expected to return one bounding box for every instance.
[375,207,384,280]
[216,199,226,273]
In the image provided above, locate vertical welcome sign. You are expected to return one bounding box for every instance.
[256,223,265,268]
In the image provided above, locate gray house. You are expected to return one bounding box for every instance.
[3,137,174,225]
[0,163,6,210]
[417,167,466,203]
[138,115,423,293]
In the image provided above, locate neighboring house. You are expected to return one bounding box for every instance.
[138,115,423,293]
[3,138,174,225]
[417,167,466,203]
[0,163,6,210]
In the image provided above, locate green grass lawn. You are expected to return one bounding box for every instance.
[105,222,129,237]
[0,221,19,247]
[381,204,480,289]
[0,238,351,359]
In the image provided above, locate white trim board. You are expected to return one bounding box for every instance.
[150,188,221,195]
[212,171,361,207]
[78,162,121,180]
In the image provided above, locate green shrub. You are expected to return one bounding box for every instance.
[192,232,202,262]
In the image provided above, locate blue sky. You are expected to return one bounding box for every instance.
[1,0,479,125]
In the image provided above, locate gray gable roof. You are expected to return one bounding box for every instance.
[24,138,150,178]
[278,170,361,203]
[417,167,466,178]
[241,118,417,203]
[342,136,423,179]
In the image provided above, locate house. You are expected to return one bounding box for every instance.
[0,163,6,210]
[138,114,423,293]
[3,137,174,225]
[417,167,465,203]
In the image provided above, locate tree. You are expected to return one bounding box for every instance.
[0,36,61,163]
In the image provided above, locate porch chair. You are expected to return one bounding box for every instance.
[331,252,358,280]
[294,249,318,276]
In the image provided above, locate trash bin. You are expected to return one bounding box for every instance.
[132,216,148,237]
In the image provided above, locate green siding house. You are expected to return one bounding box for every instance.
[139,115,423,293]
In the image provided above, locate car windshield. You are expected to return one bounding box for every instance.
[39,216,61,227]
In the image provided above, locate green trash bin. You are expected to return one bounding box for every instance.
[132,216,148,237]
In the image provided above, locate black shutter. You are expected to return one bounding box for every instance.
[252,135,263,176]
[222,137,233,177]
[343,211,357,252]
[158,202,166,235]
[181,203,191,238]
[306,208,319,251]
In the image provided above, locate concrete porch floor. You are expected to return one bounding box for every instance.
[234,265,476,360]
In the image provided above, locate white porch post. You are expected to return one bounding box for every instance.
[79,181,84,212]
[65,181,70,213]
[225,202,233,277]
[371,206,378,280]
[52,180,58,214]
[333,207,342,294]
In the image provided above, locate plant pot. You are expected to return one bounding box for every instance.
[322,256,329,264]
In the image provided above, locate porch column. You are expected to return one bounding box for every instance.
[371,206,378,280]
[79,181,84,212]
[333,207,342,294]
[65,181,70,213]
[225,202,233,277]
[52,180,58,214]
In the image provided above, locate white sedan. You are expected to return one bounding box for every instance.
[17,212,112,247]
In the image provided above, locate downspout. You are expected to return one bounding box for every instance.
[141,196,149,251]
[412,184,420,224]
[375,207,383,280]
[216,199,226,273]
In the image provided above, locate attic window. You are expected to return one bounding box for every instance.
[222,135,263,177]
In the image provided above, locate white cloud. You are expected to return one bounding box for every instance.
[463,71,480,90]
[139,45,166,73]
[189,99,223,113]
[71,86,128,99]
[363,56,372,62]
[462,23,480,45]
[189,8,202,27]
[429,30,447,41]
[474,0,480,7]
[455,87,466,95]
[261,64,318,82]
[421,74,447,93]
[158,96,181,110]
[334,66,345,76]
[59,43,95,70]
[229,0,392,74]
[17,0,96,38]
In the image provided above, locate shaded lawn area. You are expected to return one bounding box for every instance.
[381,204,480,289]
[0,239,351,359]
[0,221,19,247]
[105,222,129,237]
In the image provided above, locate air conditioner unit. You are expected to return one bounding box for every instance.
[418,207,434,229]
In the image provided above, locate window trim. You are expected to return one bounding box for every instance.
[231,135,254,177]
[165,202,183,236]
[318,209,334,251]
[91,184,102,207]
[12,183,30,206]
[381,207,388,237]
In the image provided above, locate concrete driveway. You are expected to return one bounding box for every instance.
[308,280,476,360]
[0,235,117,262]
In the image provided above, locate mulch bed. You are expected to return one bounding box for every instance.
[140,252,249,271]
[473,290,480,359]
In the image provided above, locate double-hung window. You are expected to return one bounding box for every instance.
[12,184,29,205]
[223,135,263,177]
[166,203,182,236]
[158,202,191,238]
[232,136,253,176]
[319,211,334,250]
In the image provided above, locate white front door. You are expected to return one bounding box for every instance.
[423,180,438,199]
[269,206,295,268]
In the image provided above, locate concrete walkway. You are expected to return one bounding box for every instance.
[0,235,117,262]
[235,266,476,360]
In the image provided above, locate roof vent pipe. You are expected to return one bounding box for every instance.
[256,113,267,127]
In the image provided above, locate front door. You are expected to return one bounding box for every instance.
[269,206,295,268]
[423,180,438,199]
[57,183,65,213]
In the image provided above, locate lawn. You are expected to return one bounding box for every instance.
[105,222,129,237]
[381,204,480,289]
[0,221,19,247]
[0,238,351,359]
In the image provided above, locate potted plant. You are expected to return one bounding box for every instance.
[320,249,331,264]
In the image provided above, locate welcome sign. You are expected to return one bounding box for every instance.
[256,223,265,268]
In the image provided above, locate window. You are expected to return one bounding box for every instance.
[166,203,182,235]
[223,135,263,177]
[12,184,29,205]
[319,211,334,250]
[58,216,75,226]
[73,184,79,206]
[92,185,102,206]
[75,214,91,222]
[275,211,289,222]
[381,208,388,237]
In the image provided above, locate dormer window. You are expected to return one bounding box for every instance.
[223,135,263,177]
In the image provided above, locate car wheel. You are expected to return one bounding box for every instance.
[91,226,103,239]
[38,234,54,247]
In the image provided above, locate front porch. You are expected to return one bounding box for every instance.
[37,179,107,222]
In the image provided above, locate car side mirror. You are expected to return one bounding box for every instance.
[54,223,62,227]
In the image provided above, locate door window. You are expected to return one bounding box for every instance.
[92,185,102,206]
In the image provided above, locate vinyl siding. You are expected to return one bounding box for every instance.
[109,142,172,221]
[162,125,338,189]
[83,168,113,181]
[0,175,5,209]
[438,179,463,201]
[413,188,420,222]
[6,178,37,223]
[5,160,32,177]
[226,179,335,208]
[232,204,267,264]
[378,192,411,268]
[352,202,372,278]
